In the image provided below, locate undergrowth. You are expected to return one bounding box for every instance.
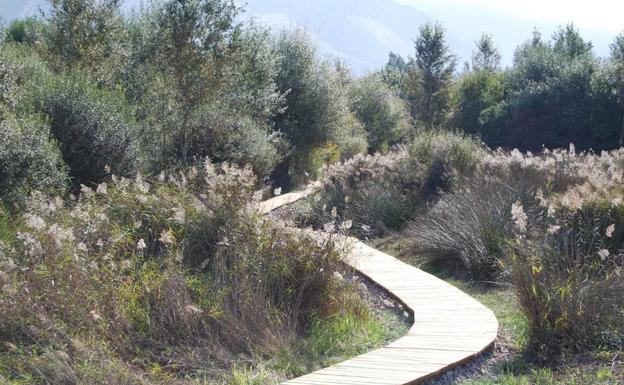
[0,161,401,384]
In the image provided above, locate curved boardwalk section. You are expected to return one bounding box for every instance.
[259,188,499,385]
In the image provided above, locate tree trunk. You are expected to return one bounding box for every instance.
[620,114,624,148]
[180,109,191,167]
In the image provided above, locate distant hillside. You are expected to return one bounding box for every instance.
[1,0,617,75]
[239,0,427,75]
[0,0,424,75]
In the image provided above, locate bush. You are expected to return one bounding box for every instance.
[212,118,284,179]
[0,162,349,382]
[408,130,484,196]
[180,109,285,179]
[31,73,138,187]
[0,48,67,204]
[4,17,46,45]
[348,74,411,152]
[509,201,624,360]
[290,143,341,184]
[0,113,67,204]
[335,134,369,162]
[407,172,540,281]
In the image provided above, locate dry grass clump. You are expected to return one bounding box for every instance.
[0,161,349,383]
[299,131,484,236]
[405,142,624,361]
[407,171,542,281]
[509,201,624,361]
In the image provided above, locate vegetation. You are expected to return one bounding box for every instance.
[306,140,624,371]
[348,74,410,153]
[0,162,407,384]
[405,22,457,129]
[0,0,409,383]
[452,24,624,151]
[2,0,624,383]
[296,131,483,236]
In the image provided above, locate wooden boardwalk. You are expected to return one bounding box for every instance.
[259,188,499,385]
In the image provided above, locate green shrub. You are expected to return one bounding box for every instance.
[31,73,137,187]
[188,111,284,180]
[0,162,349,382]
[0,113,67,204]
[0,51,67,203]
[4,17,46,45]
[336,135,369,161]
[290,143,341,184]
[509,201,624,361]
[408,130,484,197]
[348,74,411,152]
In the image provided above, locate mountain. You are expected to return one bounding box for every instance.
[1,0,619,76]
[238,0,427,75]
[0,0,425,75]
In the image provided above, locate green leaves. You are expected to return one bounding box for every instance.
[406,22,457,129]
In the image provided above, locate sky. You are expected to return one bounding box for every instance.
[396,0,624,33]
[2,0,623,74]
[395,0,624,68]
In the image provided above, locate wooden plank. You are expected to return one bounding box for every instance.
[257,182,321,215]
[259,188,499,385]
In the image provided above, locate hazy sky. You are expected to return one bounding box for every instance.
[3,0,623,74]
[397,0,624,33]
[395,0,623,69]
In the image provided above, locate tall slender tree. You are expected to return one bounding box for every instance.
[47,0,123,77]
[152,0,239,166]
[406,22,456,129]
[471,33,501,72]
[611,33,624,146]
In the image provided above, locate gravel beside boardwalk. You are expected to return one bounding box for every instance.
[259,188,499,385]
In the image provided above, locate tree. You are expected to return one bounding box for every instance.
[471,34,501,72]
[349,74,410,152]
[271,30,363,186]
[149,0,239,167]
[452,35,504,140]
[553,23,593,60]
[406,22,457,129]
[452,70,504,137]
[46,0,124,81]
[486,27,612,151]
[611,33,624,146]
[380,52,408,94]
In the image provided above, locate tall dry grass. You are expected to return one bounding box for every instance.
[0,161,350,383]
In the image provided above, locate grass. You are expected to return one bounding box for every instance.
[0,165,410,385]
[214,293,409,384]
[371,235,623,385]
[464,367,621,385]
[305,309,409,368]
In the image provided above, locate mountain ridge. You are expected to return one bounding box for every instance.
[1,0,618,76]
